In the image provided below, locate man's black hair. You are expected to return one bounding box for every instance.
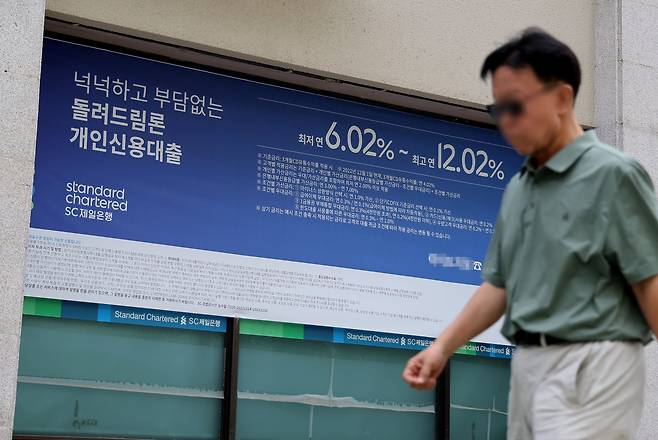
[480,27,581,101]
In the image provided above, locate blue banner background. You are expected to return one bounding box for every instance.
[32,38,523,286]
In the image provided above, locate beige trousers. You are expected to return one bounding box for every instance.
[507,341,645,440]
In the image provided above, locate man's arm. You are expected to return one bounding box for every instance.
[402,282,506,390]
[633,274,658,337]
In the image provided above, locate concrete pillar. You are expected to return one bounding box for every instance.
[0,1,45,439]
[595,1,658,437]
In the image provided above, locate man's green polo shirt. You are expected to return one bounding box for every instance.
[483,130,658,344]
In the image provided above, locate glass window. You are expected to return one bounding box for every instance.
[450,355,511,439]
[236,334,435,440]
[14,316,224,439]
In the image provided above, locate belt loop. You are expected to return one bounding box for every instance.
[540,333,547,347]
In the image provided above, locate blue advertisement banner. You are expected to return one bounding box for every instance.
[25,38,522,344]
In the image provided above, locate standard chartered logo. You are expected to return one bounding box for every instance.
[64,181,129,221]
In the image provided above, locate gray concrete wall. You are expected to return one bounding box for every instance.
[0,1,45,439]
[45,0,598,126]
[594,1,658,437]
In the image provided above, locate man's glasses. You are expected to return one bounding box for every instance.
[486,83,558,120]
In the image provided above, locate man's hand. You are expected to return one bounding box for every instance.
[402,282,507,390]
[402,343,449,390]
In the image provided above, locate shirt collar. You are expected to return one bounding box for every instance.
[520,130,597,176]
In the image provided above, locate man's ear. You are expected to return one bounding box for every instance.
[556,83,575,114]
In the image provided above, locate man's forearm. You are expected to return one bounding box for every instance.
[633,274,658,337]
[433,282,507,355]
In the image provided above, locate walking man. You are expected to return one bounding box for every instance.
[403,28,658,439]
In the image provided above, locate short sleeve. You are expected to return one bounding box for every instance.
[482,210,506,288]
[605,160,658,284]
